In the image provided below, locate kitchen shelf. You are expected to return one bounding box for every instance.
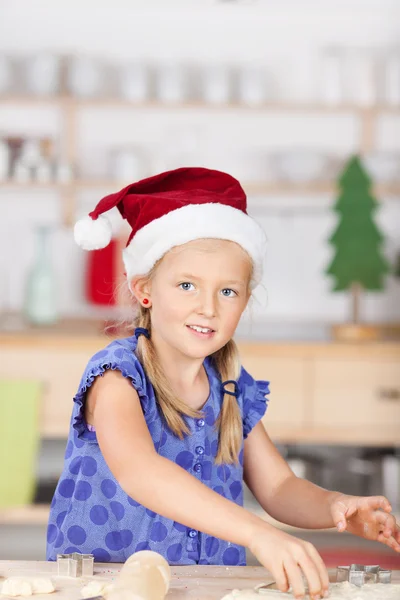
[1,95,399,225]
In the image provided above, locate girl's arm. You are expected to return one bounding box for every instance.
[89,370,330,599]
[243,422,340,529]
[89,370,263,548]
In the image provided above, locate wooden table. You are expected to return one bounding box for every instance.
[0,562,399,599]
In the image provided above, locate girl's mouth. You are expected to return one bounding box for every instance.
[186,324,215,339]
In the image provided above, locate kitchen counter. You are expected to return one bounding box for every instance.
[0,562,272,599]
[0,562,399,599]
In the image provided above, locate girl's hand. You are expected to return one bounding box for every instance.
[330,493,400,552]
[249,524,329,600]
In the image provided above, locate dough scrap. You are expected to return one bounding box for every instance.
[31,578,55,595]
[81,580,113,599]
[1,577,54,597]
[1,578,33,597]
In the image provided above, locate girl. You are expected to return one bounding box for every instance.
[48,168,399,600]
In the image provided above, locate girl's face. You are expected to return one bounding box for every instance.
[142,239,252,359]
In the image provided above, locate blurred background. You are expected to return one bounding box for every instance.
[0,0,400,570]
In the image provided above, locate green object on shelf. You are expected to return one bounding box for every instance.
[0,380,42,507]
[326,154,390,291]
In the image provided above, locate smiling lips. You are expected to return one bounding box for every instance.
[187,324,215,336]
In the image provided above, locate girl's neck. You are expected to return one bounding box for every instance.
[149,330,210,410]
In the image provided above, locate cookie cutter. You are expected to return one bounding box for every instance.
[56,552,94,577]
[336,564,392,586]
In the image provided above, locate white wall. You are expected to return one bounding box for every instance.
[1,0,400,327]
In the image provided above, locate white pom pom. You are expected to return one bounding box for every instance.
[74,215,112,250]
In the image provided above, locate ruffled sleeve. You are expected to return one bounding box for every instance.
[238,366,270,439]
[72,339,154,443]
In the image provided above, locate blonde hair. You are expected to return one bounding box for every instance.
[130,241,253,465]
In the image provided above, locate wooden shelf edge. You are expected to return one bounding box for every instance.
[1,180,400,197]
[1,96,399,113]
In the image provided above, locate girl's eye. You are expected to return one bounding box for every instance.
[221,288,237,297]
[179,282,194,291]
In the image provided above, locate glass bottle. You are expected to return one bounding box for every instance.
[24,226,58,326]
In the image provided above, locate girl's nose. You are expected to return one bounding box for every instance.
[197,292,216,318]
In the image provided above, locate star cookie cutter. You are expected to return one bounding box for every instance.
[336,564,391,586]
[56,552,94,577]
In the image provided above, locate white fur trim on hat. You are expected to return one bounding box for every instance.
[74,215,112,250]
[122,203,267,288]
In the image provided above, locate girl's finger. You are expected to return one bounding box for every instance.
[305,544,330,595]
[365,495,392,512]
[297,552,326,600]
[272,563,290,595]
[283,559,307,599]
[375,511,397,538]
[377,532,400,553]
[331,499,349,531]
[394,527,400,543]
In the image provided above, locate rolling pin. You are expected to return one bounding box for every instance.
[83,550,171,600]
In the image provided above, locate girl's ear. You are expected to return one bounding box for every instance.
[130,276,152,305]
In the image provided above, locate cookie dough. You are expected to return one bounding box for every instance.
[1,576,54,597]
[221,581,400,599]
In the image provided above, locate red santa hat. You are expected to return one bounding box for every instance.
[74,167,267,288]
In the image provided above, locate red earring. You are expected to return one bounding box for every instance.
[142,298,149,305]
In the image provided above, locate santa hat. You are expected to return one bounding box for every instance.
[74,167,267,288]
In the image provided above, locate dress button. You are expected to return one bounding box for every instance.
[196,446,205,455]
[188,529,197,538]
[197,418,205,427]
[194,463,202,473]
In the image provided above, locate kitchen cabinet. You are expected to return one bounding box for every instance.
[312,357,400,429]
[1,330,399,445]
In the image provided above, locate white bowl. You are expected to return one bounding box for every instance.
[362,153,400,183]
[275,151,331,184]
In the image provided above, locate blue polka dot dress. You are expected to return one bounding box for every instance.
[47,332,270,565]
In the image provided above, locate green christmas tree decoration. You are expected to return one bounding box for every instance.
[326,154,390,323]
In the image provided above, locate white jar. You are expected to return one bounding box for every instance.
[25,53,60,96]
[202,65,231,105]
[54,162,74,183]
[237,66,269,106]
[0,140,10,180]
[67,56,103,98]
[0,56,12,95]
[19,139,42,168]
[319,49,344,106]
[344,49,377,107]
[111,148,145,183]
[155,63,188,103]
[383,51,400,106]
[120,63,149,102]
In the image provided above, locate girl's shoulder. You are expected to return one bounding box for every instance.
[86,334,140,368]
[78,334,149,397]
[237,364,271,439]
[72,335,155,441]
